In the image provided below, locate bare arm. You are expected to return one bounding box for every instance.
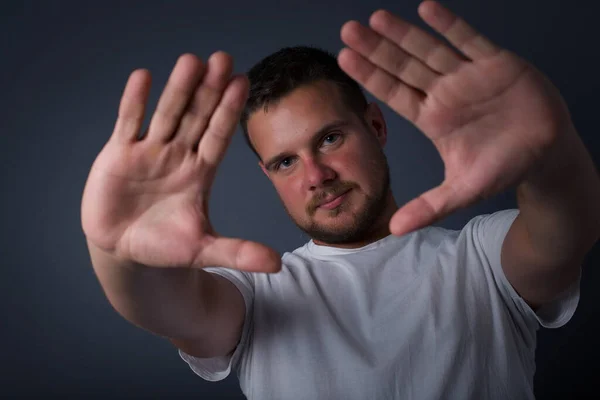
[88,242,245,358]
[502,126,600,309]
[88,240,246,358]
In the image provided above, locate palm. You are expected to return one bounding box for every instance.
[421,53,565,201]
[83,140,211,267]
[339,0,571,235]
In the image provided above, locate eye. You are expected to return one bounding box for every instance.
[322,133,341,146]
[275,157,294,171]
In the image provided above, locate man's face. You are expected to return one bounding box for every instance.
[247,80,391,245]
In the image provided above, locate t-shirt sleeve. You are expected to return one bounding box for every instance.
[470,209,581,330]
[178,267,254,382]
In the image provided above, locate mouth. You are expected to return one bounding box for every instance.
[318,189,351,210]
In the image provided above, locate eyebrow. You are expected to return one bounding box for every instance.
[263,120,351,171]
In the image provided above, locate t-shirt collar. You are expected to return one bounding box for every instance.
[305,233,399,256]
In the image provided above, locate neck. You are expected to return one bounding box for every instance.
[312,192,399,249]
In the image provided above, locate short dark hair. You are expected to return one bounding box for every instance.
[240,46,368,160]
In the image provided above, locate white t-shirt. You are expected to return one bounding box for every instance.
[179,209,581,399]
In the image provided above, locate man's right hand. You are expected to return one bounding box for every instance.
[81,52,281,273]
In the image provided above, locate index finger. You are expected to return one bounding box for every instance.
[417,0,500,61]
[113,69,152,144]
[195,75,249,185]
[368,9,465,75]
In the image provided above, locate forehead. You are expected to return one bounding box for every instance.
[247,81,355,159]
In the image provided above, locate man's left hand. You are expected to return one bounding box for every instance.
[338,0,574,236]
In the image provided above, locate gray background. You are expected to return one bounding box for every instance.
[1,0,598,398]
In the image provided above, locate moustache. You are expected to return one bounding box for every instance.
[307,181,358,214]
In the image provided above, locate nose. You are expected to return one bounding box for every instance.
[303,156,337,190]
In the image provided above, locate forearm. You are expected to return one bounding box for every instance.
[87,239,210,340]
[516,125,600,267]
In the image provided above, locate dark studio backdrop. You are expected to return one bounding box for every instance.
[1,0,599,398]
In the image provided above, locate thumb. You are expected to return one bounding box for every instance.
[196,235,282,273]
[389,180,472,236]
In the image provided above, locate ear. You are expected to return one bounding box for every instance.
[259,161,270,179]
[364,103,387,147]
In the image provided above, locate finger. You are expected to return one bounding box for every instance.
[113,69,152,144]
[368,9,465,75]
[338,47,424,125]
[146,54,205,143]
[198,236,281,273]
[195,75,249,189]
[418,1,500,61]
[175,51,234,150]
[389,180,476,236]
[340,20,439,93]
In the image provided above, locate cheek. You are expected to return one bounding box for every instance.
[275,181,305,210]
[343,150,382,190]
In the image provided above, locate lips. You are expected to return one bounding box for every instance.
[318,189,351,208]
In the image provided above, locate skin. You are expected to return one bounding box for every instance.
[337,0,600,308]
[247,80,398,248]
[249,0,600,309]
[81,0,599,330]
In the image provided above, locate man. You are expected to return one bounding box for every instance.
[81,1,599,399]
